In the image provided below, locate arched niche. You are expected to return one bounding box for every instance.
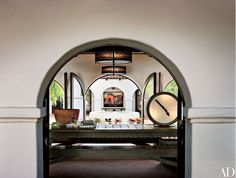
[83,74,142,115]
[88,78,138,112]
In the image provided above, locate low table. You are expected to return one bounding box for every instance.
[50,124,177,143]
[49,124,177,162]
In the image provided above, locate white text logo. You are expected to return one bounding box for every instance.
[219,167,235,177]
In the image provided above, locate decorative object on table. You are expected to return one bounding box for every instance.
[94,118,101,124]
[146,92,177,126]
[51,122,61,129]
[54,109,80,125]
[129,118,136,124]
[136,118,142,124]
[105,118,112,124]
[129,118,142,124]
[80,120,96,129]
[115,118,122,125]
[65,121,79,129]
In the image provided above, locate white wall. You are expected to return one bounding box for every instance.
[191,122,235,178]
[0,0,234,108]
[0,1,235,178]
[0,119,43,178]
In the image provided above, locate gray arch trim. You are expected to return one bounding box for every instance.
[37,38,192,107]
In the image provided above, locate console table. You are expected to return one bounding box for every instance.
[49,125,177,163]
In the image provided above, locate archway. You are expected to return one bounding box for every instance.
[37,38,191,108]
[38,38,192,178]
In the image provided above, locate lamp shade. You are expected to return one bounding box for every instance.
[95,46,132,64]
[102,66,126,74]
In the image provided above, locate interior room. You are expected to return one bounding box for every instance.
[0,1,234,178]
[49,48,175,122]
[48,46,180,178]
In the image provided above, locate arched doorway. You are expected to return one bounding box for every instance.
[38,38,191,178]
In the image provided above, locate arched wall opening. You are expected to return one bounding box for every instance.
[81,74,142,118]
[38,38,192,178]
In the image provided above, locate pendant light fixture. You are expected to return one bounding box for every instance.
[95,46,132,64]
[101,66,126,74]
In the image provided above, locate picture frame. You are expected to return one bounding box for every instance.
[103,91,124,108]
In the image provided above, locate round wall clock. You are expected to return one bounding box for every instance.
[146,92,178,126]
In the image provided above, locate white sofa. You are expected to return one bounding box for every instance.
[88,111,141,124]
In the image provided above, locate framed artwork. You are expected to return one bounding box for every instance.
[103,91,124,108]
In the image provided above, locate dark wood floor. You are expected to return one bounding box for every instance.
[50,159,177,178]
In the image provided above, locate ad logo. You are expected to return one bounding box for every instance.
[219,167,235,177]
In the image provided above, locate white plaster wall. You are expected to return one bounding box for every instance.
[0,1,235,178]
[127,54,173,90]
[89,79,138,111]
[0,0,234,108]
[191,122,235,178]
[0,120,43,178]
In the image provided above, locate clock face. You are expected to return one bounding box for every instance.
[147,92,178,126]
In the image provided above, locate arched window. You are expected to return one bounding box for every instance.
[142,72,156,119]
[49,80,64,109]
[70,73,85,120]
[164,80,178,97]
